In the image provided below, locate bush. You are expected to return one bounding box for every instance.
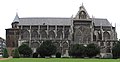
[18,44,32,57]
[2,48,9,58]
[112,42,120,58]
[69,44,86,58]
[13,48,20,58]
[56,52,61,58]
[36,40,57,57]
[32,53,38,58]
[86,43,100,58]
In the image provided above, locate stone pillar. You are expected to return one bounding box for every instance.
[38,25,40,40]
[63,26,65,39]
[47,25,49,39]
[55,25,57,38]
[29,25,31,47]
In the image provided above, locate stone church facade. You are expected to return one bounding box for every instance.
[6,5,117,57]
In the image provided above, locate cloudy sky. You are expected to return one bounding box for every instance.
[0,0,120,39]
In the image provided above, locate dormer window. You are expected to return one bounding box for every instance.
[79,11,87,19]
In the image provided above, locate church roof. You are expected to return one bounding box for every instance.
[93,18,112,26]
[18,17,111,27]
[18,17,72,25]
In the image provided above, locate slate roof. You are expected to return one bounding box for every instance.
[18,17,72,25]
[18,17,112,27]
[93,18,112,26]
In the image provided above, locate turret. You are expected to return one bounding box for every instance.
[12,13,19,28]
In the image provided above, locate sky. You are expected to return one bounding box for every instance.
[0,0,120,39]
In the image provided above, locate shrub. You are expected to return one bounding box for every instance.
[18,44,32,57]
[112,42,120,58]
[13,48,20,58]
[56,52,61,58]
[2,48,9,58]
[36,40,57,57]
[32,53,38,58]
[86,43,100,58]
[69,44,86,58]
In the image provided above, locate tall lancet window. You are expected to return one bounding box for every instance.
[79,11,87,19]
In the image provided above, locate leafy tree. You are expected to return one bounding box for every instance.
[18,44,32,57]
[13,48,20,58]
[112,42,120,58]
[69,44,86,58]
[86,43,100,58]
[36,40,57,57]
[2,48,9,58]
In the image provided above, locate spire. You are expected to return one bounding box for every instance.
[82,2,83,6]
[115,23,116,32]
[74,3,90,19]
[13,12,19,23]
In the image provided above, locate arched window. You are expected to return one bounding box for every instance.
[106,47,111,53]
[100,42,104,46]
[64,29,70,39]
[79,11,87,19]
[103,31,110,40]
[31,30,38,40]
[21,30,30,40]
[98,32,102,40]
[93,35,96,41]
[57,30,63,39]
[41,30,47,39]
[74,29,82,43]
[48,30,55,39]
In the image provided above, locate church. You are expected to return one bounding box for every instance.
[6,5,117,57]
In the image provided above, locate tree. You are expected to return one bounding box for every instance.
[86,43,100,58]
[36,40,57,57]
[13,48,20,58]
[69,44,86,58]
[112,42,120,58]
[18,44,32,57]
[2,48,9,58]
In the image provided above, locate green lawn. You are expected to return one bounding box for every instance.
[0,58,120,62]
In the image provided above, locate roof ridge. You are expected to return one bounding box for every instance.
[20,17,71,19]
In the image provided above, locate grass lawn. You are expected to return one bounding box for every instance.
[0,58,120,62]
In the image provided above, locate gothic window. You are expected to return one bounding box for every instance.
[48,30,55,39]
[62,42,68,49]
[41,30,47,38]
[98,32,102,40]
[74,29,82,43]
[100,42,104,46]
[79,11,87,19]
[31,30,38,40]
[106,47,111,53]
[57,30,63,39]
[64,29,69,39]
[103,31,110,40]
[106,42,111,46]
[21,30,30,40]
[93,35,96,41]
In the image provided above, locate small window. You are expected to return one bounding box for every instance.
[79,11,87,19]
